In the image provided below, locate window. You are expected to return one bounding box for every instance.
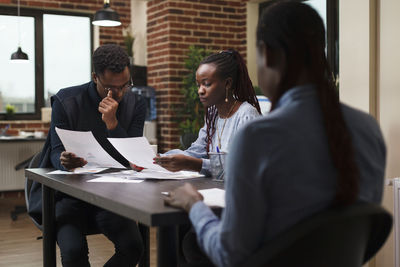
[0,7,92,120]
[0,15,35,114]
[259,0,339,79]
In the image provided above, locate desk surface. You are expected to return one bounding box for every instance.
[26,168,224,226]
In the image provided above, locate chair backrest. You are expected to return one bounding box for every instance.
[241,202,392,267]
[25,151,43,230]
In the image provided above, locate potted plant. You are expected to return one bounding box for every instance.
[123,25,135,64]
[5,104,16,120]
[176,46,212,149]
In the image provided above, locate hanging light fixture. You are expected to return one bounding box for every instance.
[10,0,29,61]
[92,0,121,27]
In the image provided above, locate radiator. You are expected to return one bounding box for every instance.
[0,140,45,191]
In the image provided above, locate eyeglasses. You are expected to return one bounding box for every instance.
[97,77,134,94]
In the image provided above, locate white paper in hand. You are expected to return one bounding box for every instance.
[55,127,125,169]
[108,136,166,172]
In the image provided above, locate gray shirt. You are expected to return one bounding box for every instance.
[165,101,260,175]
[189,84,386,267]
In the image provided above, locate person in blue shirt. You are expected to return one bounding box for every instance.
[29,44,145,267]
[153,50,261,175]
[163,2,386,267]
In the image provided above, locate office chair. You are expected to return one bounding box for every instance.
[25,151,101,234]
[10,153,40,221]
[241,202,392,267]
[24,151,43,230]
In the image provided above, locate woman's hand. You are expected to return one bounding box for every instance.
[164,183,204,212]
[153,154,202,172]
[60,151,87,171]
[129,162,145,172]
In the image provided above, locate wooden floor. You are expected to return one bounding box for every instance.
[0,194,157,267]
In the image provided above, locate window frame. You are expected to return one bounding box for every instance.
[259,0,339,79]
[0,6,93,120]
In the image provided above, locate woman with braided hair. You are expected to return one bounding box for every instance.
[164,2,386,267]
[154,49,261,175]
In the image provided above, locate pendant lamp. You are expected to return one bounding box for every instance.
[92,0,121,27]
[10,0,29,61]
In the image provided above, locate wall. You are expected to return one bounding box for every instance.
[0,121,49,136]
[146,0,248,152]
[340,0,400,266]
[246,1,259,87]
[131,0,148,66]
[376,0,400,265]
[339,0,374,114]
[2,0,131,47]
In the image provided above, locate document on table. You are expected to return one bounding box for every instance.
[108,137,204,179]
[198,188,225,207]
[162,188,225,207]
[55,127,125,169]
[88,170,144,183]
[47,167,109,175]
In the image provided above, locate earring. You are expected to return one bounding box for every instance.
[225,88,229,102]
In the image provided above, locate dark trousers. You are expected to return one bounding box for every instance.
[56,196,144,267]
[176,224,214,267]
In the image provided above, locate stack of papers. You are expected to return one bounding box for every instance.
[55,127,204,179]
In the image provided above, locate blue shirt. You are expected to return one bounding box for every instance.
[189,85,386,267]
[166,102,260,175]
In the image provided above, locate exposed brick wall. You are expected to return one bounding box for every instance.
[147,0,248,153]
[3,0,131,49]
[0,121,50,136]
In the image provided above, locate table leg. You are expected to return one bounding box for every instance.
[42,184,56,267]
[157,225,178,267]
[138,223,150,267]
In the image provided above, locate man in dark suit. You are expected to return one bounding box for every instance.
[30,44,146,267]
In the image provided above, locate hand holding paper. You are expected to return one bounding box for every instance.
[55,127,125,169]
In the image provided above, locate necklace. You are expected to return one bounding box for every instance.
[216,100,237,150]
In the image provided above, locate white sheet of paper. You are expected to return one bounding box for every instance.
[198,188,225,207]
[162,188,225,207]
[47,167,108,175]
[56,127,125,169]
[133,169,203,180]
[47,170,74,175]
[88,176,144,183]
[108,137,167,172]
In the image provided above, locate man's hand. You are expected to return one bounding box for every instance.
[98,90,118,130]
[60,151,87,171]
[153,154,202,172]
[164,183,204,212]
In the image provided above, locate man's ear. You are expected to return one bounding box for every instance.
[92,72,97,83]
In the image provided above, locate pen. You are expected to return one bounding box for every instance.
[161,192,169,196]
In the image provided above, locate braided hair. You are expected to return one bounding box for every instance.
[257,1,359,206]
[200,50,261,152]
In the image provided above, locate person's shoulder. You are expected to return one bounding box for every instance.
[236,101,261,117]
[341,103,379,130]
[55,82,91,101]
[122,91,145,104]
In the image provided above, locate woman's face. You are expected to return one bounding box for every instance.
[196,63,227,107]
